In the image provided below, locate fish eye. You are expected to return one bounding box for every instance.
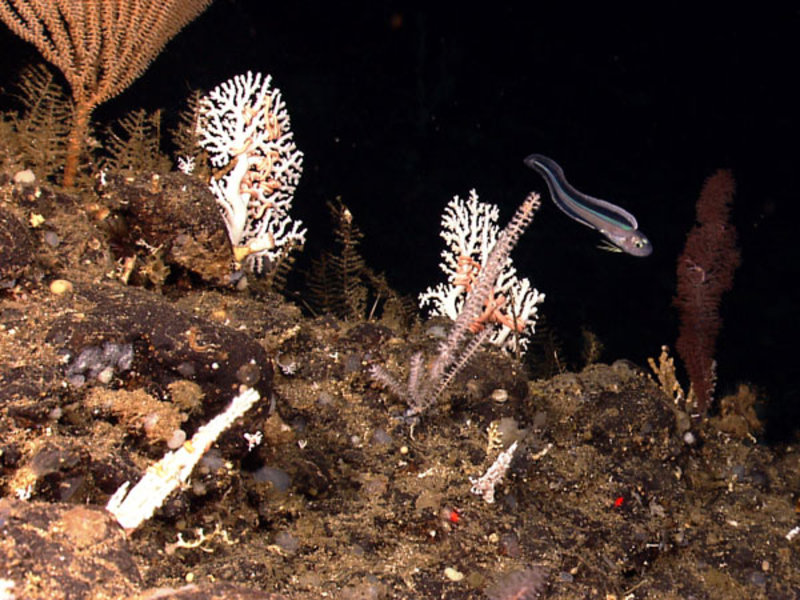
[634,240,643,248]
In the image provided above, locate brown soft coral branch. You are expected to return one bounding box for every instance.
[674,169,740,413]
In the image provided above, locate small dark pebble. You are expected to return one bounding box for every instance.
[253,466,291,492]
[43,230,60,247]
[236,362,262,386]
[749,570,767,586]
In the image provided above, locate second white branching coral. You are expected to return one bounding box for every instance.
[197,71,305,273]
[420,190,545,353]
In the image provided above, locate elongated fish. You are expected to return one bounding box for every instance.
[524,154,652,256]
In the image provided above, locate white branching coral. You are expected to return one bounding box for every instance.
[419,190,545,352]
[470,440,518,503]
[197,71,305,273]
[176,155,195,174]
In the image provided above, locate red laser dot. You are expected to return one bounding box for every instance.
[614,496,624,508]
[448,509,460,523]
